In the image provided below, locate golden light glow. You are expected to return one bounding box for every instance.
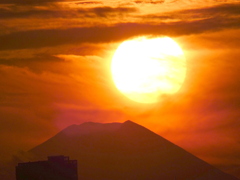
[111,36,186,103]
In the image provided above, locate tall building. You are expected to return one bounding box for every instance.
[16,155,78,180]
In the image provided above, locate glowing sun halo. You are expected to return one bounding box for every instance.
[111,36,186,103]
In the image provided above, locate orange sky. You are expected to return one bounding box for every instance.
[0,0,240,178]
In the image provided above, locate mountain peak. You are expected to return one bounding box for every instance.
[61,120,138,136]
[60,121,122,136]
[29,120,239,180]
[122,119,138,126]
[123,119,134,123]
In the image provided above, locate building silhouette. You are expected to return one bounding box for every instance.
[16,155,78,180]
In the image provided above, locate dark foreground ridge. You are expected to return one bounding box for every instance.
[24,120,240,179]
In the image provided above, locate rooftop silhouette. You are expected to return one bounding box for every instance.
[16,155,78,180]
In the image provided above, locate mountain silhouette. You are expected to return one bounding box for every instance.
[29,120,239,180]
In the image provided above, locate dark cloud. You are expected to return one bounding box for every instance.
[75,1,102,5]
[0,54,63,73]
[0,2,239,23]
[0,0,70,5]
[0,54,61,65]
[184,3,240,16]
[141,3,240,21]
[0,6,137,19]
[0,8,54,19]
[1,13,240,51]
[91,6,138,17]
[134,0,164,4]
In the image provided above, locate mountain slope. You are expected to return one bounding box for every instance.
[30,120,239,180]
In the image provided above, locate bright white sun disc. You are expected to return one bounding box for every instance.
[111,36,186,103]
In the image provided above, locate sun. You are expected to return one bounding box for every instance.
[111,36,186,103]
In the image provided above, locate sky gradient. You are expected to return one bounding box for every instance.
[0,0,240,178]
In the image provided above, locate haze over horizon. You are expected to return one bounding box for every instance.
[0,0,240,178]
